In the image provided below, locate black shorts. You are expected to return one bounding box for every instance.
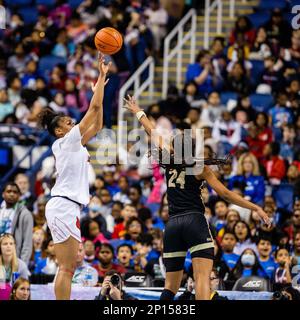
[163,212,214,272]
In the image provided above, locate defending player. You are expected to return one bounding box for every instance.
[123,95,270,300]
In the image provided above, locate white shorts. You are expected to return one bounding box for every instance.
[45,197,82,244]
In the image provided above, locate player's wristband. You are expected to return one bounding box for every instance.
[136,111,146,120]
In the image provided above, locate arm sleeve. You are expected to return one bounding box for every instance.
[20,209,33,265]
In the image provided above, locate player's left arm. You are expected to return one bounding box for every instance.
[199,165,271,227]
[80,54,111,145]
[123,95,171,153]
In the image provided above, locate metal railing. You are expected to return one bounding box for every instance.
[117,56,155,149]
[162,8,197,99]
[204,0,249,48]
[204,0,223,49]
[0,124,52,188]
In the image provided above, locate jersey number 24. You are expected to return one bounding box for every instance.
[168,169,186,189]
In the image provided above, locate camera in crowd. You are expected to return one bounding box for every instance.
[110,274,121,287]
[272,291,290,301]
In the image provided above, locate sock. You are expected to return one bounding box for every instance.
[160,289,175,300]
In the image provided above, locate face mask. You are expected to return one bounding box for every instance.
[241,253,255,267]
[89,204,101,212]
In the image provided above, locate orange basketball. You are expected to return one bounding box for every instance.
[94,27,123,55]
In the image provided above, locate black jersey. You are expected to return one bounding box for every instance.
[165,166,205,216]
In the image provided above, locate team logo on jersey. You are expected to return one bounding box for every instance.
[76,217,80,229]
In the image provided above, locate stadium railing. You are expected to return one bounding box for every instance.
[117,56,155,149]
[162,8,197,99]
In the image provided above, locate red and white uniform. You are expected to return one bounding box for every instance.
[46,125,90,244]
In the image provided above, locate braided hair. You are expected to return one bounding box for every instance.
[149,132,232,169]
[38,107,65,137]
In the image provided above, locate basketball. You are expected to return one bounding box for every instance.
[94,27,123,55]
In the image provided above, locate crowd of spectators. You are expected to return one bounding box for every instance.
[1,0,300,300]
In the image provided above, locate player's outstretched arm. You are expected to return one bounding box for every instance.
[199,165,271,227]
[80,54,111,145]
[123,95,169,152]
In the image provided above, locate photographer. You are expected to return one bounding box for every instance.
[94,270,137,300]
[272,286,300,301]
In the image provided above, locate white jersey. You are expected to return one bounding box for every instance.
[51,125,90,205]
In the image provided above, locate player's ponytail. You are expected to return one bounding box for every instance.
[38,107,64,137]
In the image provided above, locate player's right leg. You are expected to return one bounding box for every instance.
[160,215,187,300]
[54,236,79,300]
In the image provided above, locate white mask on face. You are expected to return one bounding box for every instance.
[241,253,255,267]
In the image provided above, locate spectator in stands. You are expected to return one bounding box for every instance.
[232,95,256,123]
[14,173,35,212]
[254,112,273,149]
[129,185,144,210]
[49,0,72,28]
[200,91,226,126]
[66,12,89,45]
[7,43,28,75]
[93,243,126,279]
[274,247,292,285]
[212,110,241,155]
[228,152,265,205]
[90,191,114,235]
[7,76,22,108]
[111,201,124,225]
[249,27,272,60]
[226,61,251,95]
[0,182,33,265]
[283,209,300,243]
[256,237,277,280]
[0,89,14,122]
[182,81,203,109]
[83,239,97,265]
[72,243,96,284]
[144,0,168,57]
[219,231,239,277]
[9,278,31,300]
[227,32,252,76]
[112,204,138,239]
[0,234,30,283]
[116,244,135,272]
[244,123,266,161]
[113,176,131,204]
[81,218,109,251]
[291,231,300,267]
[260,57,284,93]
[186,49,220,98]
[280,124,296,164]
[264,8,292,49]
[263,142,286,185]
[95,270,136,300]
[124,217,144,245]
[233,221,257,255]
[228,248,263,283]
[211,200,228,234]
[34,238,58,276]
[210,36,227,81]
[229,16,256,47]
[29,226,47,273]
[33,196,47,229]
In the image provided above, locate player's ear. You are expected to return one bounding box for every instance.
[54,126,63,138]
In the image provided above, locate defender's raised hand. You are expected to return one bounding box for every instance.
[123,95,142,114]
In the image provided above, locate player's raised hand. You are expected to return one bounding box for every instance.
[98,52,112,78]
[123,95,142,114]
[253,207,271,228]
